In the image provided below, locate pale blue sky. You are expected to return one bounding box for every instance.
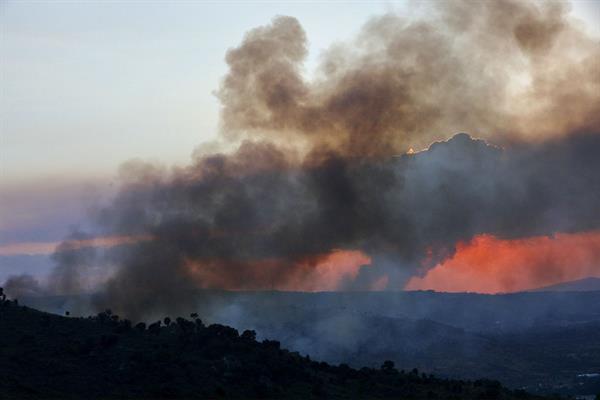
[1,0,598,183]
[0,0,415,183]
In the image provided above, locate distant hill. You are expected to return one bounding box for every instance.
[0,300,543,399]
[532,277,600,292]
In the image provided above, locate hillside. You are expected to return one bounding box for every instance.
[214,291,600,394]
[15,290,600,396]
[0,298,548,400]
[533,277,600,292]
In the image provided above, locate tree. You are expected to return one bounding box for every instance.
[381,360,395,371]
[241,330,257,341]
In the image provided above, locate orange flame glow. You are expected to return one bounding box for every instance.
[405,231,600,293]
[185,249,371,291]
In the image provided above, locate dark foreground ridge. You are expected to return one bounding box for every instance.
[0,299,548,399]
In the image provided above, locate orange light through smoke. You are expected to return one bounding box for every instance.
[185,249,371,292]
[405,231,600,293]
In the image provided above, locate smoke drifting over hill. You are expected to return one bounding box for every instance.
[3,0,599,320]
[88,131,599,318]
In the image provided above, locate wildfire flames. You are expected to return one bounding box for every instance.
[185,249,371,292]
[405,231,600,293]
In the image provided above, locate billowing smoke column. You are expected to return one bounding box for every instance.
[6,0,600,320]
[92,131,600,319]
[217,1,599,154]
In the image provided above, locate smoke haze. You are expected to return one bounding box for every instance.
[72,130,600,320]
[3,0,599,321]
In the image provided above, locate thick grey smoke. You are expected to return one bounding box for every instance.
[3,232,108,305]
[3,274,46,298]
[88,131,600,320]
[218,1,599,155]
[4,0,599,321]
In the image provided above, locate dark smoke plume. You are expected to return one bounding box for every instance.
[4,274,46,299]
[217,1,599,155]
[85,129,600,320]
[5,0,599,320]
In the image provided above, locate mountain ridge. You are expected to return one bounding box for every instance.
[532,277,600,292]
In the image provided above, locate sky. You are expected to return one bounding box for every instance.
[1,1,403,251]
[1,1,598,183]
[0,0,599,285]
[1,0,416,183]
[0,0,418,254]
